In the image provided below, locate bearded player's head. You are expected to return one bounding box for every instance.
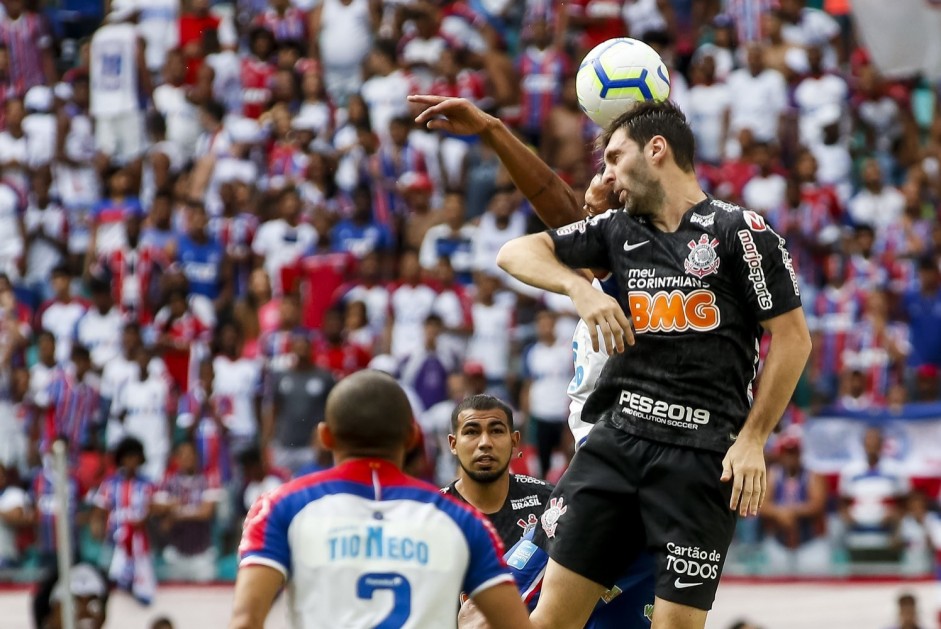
[449,395,519,485]
[599,100,696,218]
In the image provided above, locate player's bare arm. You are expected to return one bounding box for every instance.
[229,564,284,629]
[408,95,582,227]
[497,233,633,353]
[469,582,535,629]
[721,308,812,517]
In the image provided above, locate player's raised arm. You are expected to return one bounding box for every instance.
[497,231,632,354]
[408,95,582,228]
[229,564,284,629]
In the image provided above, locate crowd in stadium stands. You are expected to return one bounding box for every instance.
[0,0,939,596]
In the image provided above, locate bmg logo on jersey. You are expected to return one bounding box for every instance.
[628,289,720,333]
[666,542,721,583]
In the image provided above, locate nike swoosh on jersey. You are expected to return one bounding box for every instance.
[674,579,703,589]
[623,240,650,252]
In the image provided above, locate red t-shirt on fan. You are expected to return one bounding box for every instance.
[281,252,357,330]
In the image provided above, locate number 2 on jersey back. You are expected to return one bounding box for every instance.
[357,572,412,628]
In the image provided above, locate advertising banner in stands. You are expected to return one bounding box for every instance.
[803,404,941,477]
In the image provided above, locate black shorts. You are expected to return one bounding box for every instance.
[541,421,737,611]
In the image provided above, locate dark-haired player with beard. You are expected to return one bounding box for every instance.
[498,100,812,629]
[442,394,551,554]
[444,394,655,628]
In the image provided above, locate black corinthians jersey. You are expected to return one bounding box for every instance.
[443,474,554,551]
[549,197,803,454]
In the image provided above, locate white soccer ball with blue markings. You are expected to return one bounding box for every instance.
[576,38,671,130]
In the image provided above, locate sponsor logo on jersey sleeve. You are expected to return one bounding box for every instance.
[742,210,767,232]
[777,236,801,296]
[540,497,567,539]
[516,513,539,534]
[684,234,721,279]
[737,230,773,310]
[554,220,588,236]
[507,539,539,570]
[689,212,715,228]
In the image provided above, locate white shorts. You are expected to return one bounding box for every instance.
[94,110,145,164]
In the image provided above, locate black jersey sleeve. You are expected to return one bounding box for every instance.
[726,210,803,321]
[547,209,618,270]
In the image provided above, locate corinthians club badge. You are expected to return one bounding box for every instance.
[685,234,720,279]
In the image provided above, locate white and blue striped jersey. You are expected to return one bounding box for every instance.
[239,458,512,629]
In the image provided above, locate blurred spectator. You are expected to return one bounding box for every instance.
[520,309,572,478]
[154,287,210,393]
[212,321,262,454]
[419,192,476,283]
[884,592,925,629]
[312,307,371,380]
[88,167,144,259]
[35,345,99,462]
[263,333,333,475]
[761,435,829,574]
[89,0,152,175]
[176,202,231,309]
[176,359,235,488]
[91,436,156,603]
[360,42,413,144]
[238,445,285,514]
[154,441,220,583]
[465,272,513,398]
[311,0,378,104]
[686,53,730,166]
[23,170,67,301]
[387,249,437,358]
[0,174,22,281]
[0,462,29,567]
[331,184,394,259]
[848,159,905,232]
[900,257,941,373]
[516,16,568,145]
[36,265,88,363]
[32,563,110,629]
[897,491,941,575]
[100,322,148,450]
[111,347,172,482]
[726,43,787,151]
[793,47,848,149]
[398,314,458,412]
[471,185,526,277]
[742,142,786,214]
[0,0,56,91]
[838,426,910,560]
[31,452,80,569]
[252,186,317,295]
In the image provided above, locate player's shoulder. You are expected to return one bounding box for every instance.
[552,208,627,237]
[700,198,771,235]
[510,474,554,497]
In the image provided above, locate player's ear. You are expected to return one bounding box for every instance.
[447,433,457,455]
[407,421,422,451]
[511,431,521,450]
[648,135,668,165]
[317,422,335,452]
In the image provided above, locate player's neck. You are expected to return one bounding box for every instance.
[650,172,707,233]
[456,473,510,515]
[333,450,406,469]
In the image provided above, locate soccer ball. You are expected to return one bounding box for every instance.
[576,38,671,130]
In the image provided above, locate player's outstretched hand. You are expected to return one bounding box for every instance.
[409,95,492,136]
[720,437,766,517]
[569,281,634,353]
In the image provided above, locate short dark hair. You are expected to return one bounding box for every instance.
[326,370,413,454]
[114,436,146,465]
[450,394,514,432]
[599,100,696,173]
[898,593,916,607]
[70,344,91,363]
